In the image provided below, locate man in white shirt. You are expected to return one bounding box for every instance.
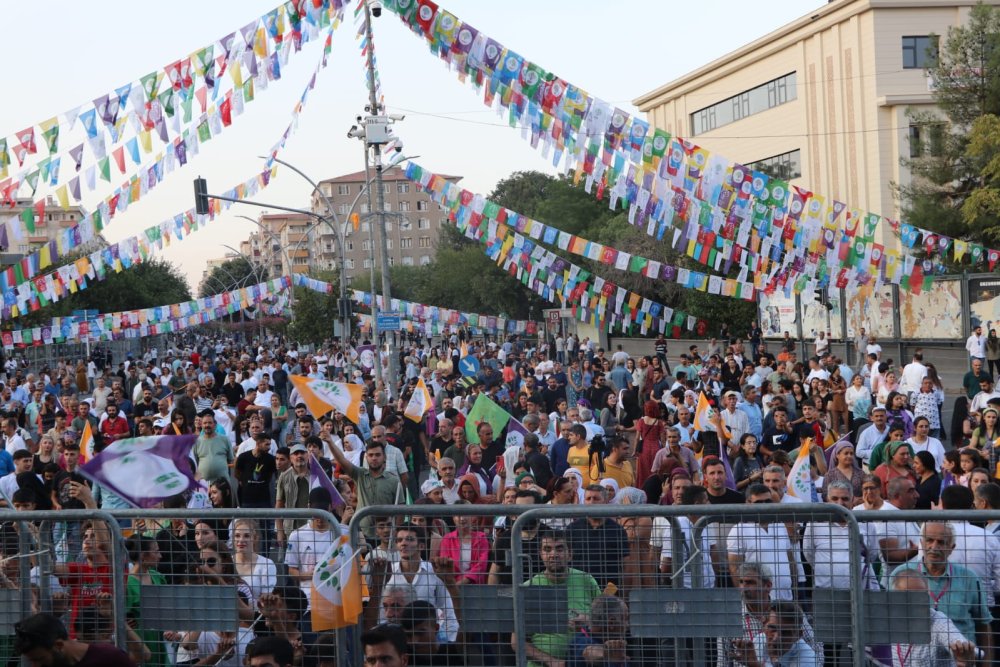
[969,377,1000,415]
[868,476,921,589]
[804,481,878,590]
[2,418,27,456]
[727,484,796,601]
[855,406,889,467]
[379,524,459,642]
[236,418,277,457]
[253,378,274,408]
[719,390,750,451]
[0,450,32,505]
[285,488,337,600]
[804,357,830,384]
[968,324,987,363]
[899,350,929,396]
[610,344,630,368]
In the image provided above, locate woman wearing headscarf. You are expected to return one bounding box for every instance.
[873,441,917,497]
[616,487,652,593]
[821,439,863,502]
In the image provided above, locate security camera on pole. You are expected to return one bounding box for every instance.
[360,0,402,400]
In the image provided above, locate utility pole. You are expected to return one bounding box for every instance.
[361,0,401,399]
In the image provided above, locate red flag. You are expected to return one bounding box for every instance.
[33,199,45,223]
[415,0,438,35]
[112,146,126,174]
[220,95,233,126]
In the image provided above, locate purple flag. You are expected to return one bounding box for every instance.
[79,435,197,508]
[504,417,530,450]
[721,450,738,491]
[309,453,345,508]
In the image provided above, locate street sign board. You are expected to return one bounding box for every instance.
[376,313,401,331]
[459,355,480,377]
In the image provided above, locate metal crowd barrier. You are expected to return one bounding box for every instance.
[5,503,1000,666]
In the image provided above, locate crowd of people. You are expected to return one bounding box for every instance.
[0,325,997,665]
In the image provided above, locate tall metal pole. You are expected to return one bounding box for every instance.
[362,141,383,391]
[362,1,399,399]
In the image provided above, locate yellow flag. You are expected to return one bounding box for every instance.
[404,377,433,422]
[55,185,69,208]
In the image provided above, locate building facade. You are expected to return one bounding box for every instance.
[0,196,91,266]
[239,212,315,279]
[633,0,999,245]
[310,167,461,281]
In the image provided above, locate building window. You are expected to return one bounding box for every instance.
[382,183,391,195]
[402,256,414,266]
[363,258,371,269]
[389,257,395,266]
[346,258,355,269]
[417,201,429,212]
[361,222,370,232]
[346,241,354,251]
[362,239,371,251]
[902,36,938,69]
[690,72,797,136]
[420,255,431,265]
[400,238,412,249]
[386,239,393,250]
[418,218,431,230]
[397,183,409,194]
[399,201,410,212]
[440,218,448,227]
[361,203,370,214]
[337,204,350,215]
[748,149,802,181]
[909,123,946,158]
[418,236,431,248]
[337,184,350,195]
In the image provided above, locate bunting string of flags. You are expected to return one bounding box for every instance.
[382,0,948,298]
[0,0,346,191]
[0,277,290,348]
[290,273,542,334]
[402,163,710,337]
[405,162,757,302]
[0,10,344,298]
[1,13,343,321]
[353,0,385,105]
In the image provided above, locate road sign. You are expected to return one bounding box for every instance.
[459,355,480,377]
[376,313,401,331]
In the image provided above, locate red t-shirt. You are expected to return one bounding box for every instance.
[62,563,113,638]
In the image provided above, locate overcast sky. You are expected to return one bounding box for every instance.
[1,0,822,290]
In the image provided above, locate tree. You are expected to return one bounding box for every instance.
[199,257,268,297]
[9,257,191,329]
[288,270,340,345]
[897,3,1000,246]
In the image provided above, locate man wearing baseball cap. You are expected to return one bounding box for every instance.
[855,405,890,469]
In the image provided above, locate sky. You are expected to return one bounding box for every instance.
[0,0,823,292]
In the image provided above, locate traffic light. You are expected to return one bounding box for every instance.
[338,297,353,319]
[194,177,210,215]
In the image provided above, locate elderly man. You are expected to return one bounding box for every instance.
[890,569,979,666]
[727,483,796,601]
[719,390,750,451]
[892,521,992,660]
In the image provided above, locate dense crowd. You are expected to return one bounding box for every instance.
[0,324,999,666]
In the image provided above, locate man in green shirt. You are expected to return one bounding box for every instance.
[964,358,992,400]
[327,440,402,538]
[193,410,232,482]
[513,530,601,667]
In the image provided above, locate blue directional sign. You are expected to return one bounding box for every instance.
[459,355,480,377]
[376,313,401,331]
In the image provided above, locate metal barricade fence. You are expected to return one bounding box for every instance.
[0,509,126,661]
[104,508,344,667]
[510,503,866,667]
[8,504,998,666]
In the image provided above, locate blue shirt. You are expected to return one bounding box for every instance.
[0,450,12,476]
[737,401,764,439]
[550,437,571,477]
[892,561,991,641]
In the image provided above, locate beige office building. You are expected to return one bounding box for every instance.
[240,212,315,278]
[310,167,462,282]
[634,0,999,245]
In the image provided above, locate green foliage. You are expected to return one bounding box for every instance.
[10,257,191,329]
[897,3,1000,250]
[288,270,340,345]
[199,257,268,297]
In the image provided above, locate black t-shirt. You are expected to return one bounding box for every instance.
[706,488,745,504]
[134,400,158,419]
[234,451,277,505]
[566,518,630,588]
[429,436,452,461]
[491,528,542,585]
[794,420,826,445]
[761,426,795,454]
[409,644,466,666]
[77,642,136,667]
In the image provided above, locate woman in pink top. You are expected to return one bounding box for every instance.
[437,500,490,585]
